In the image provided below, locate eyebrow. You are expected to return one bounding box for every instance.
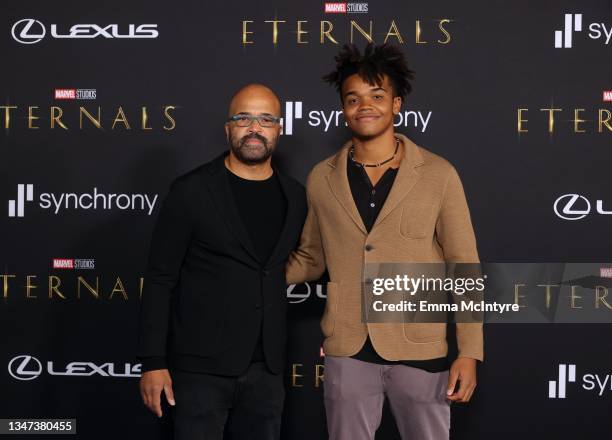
[343,87,388,98]
[234,111,277,117]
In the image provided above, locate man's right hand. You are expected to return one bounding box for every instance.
[140,369,176,417]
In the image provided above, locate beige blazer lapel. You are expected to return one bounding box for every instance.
[371,133,425,229]
[325,142,367,235]
[324,133,425,235]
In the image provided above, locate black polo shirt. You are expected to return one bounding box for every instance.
[347,156,449,373]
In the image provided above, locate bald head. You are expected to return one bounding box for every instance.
[228,83,281,118]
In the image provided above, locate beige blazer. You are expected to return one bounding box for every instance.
[286,133,483,362]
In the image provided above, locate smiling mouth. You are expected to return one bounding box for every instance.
[355,115,379,122]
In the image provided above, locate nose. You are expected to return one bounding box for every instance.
[358,96,374,111]
[248,119,264,134]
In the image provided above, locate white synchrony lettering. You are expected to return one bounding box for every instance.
[38,189,158,215]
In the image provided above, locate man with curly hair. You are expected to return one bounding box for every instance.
[286,43,483,440]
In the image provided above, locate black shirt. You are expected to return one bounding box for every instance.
[347,156,449,373]
[137,152,307,375]
[227,168,287,363]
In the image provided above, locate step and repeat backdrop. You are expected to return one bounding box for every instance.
[1,1,610,439]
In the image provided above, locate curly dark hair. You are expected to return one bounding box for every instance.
[323,43,415,102]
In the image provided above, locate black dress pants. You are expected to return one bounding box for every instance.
[170,362,284,440]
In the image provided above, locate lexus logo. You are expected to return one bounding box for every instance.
[7,354,142,379]
[10,18,159,45]
[8,355,43,381]
[11,19,46,44]
[553,194,612,220]
[287,282,325,303]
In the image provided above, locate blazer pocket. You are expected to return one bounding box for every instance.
[399,203,435,239]
[402,322,445,343]
[321,282,339,338]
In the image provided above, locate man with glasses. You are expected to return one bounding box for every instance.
[137,83,307,440]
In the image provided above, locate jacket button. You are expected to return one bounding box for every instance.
[365,244,373,251]
[255,303,262,309]
[262,269,269,276]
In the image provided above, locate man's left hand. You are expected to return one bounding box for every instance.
[446,357,477,403]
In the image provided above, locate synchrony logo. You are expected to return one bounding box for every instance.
[281,101,433,135]
[282,101,303,135]
[554,13,612,48]
[8,355,141,380]
[548,363,576,398]
[11,18,158,45]
[548,364,612,398]
[554,14,582,48]
[7,184,158,218]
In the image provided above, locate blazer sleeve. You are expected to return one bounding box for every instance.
[435,165,484,362]
[285,174,326,284]
[136,178,193,372]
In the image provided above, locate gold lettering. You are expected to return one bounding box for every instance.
[297,21,308,44]
[264,20,286,44]
[320,21,338,44]
[28,106,39,129]
[112,106,131,130]
[49,275,65,299]
[595,286,612,310]
[26,275,37,299]
[350,20,373,43]
[50,106,68,129]
[242,20,254,44]
[110,277,128,300]
[539,108,562,133]
[80,107,102,129]
[573,108,586,133]
[416,20,427,44]
[517,109,528,133]
[599,109,612,133]
[0,106,17,129]
[438,19,452,44]
[77,276,100,299]
[291,363,303,387]
[384,20,404,44]
[141,107,152,130]
[569,285,582,309]
[163,106,176,131]
[537,284,559,309]
[1,274,15,298]
[514,283,527,308]
[315,364,325,387]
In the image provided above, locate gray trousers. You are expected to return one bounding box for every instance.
[323,356,451,440]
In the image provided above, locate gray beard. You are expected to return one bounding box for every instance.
[230,133,276,165]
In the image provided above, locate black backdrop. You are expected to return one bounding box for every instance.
[1,1,611,439]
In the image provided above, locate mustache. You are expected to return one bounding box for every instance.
[240,133,268,147]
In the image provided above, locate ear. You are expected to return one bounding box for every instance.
[392,96,402,115]
[224,123,230,141]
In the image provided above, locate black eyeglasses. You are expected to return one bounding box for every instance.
[227,114,281,128]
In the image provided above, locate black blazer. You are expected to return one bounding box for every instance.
[136,151,307,376]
